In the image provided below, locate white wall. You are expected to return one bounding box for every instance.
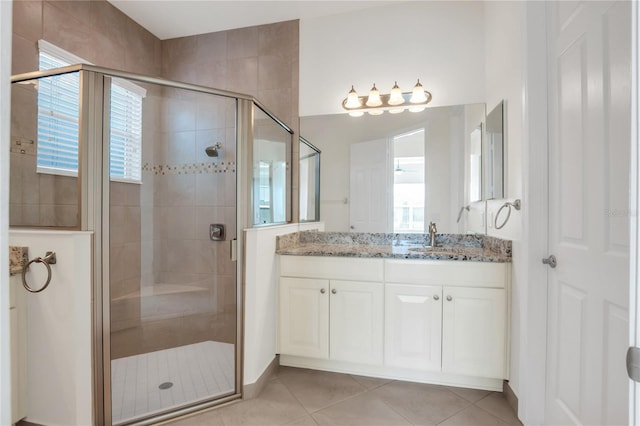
[483,0,526,406]
[9,230,93,426]
[0,1,12,424]
[243,222,323,386]
[299,1,485,116]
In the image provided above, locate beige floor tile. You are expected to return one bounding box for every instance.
[215,379,308,425]
[437,405,511,426]
[277,367,366,412]
[348,374,393,390]
[444,386,492,403]
[165,407,225,426]
[475,393,522,425]
[373,381,471,425]
[311,392,412,426]
[285,415,319,425]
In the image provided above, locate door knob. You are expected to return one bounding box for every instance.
[542,255,557,268]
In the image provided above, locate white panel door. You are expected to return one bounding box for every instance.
[350,139,389,232]
[384,284,442,371]
[279,277,329,359]
[330,280,384,365]
[545,1,630,424]
[441,287,506,379]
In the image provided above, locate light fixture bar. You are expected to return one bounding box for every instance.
[341,91,432,115]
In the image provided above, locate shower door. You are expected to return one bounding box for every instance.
[107,80,239,425]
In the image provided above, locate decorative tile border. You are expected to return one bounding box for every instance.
[142,161,236,175]
[9,246,28,276]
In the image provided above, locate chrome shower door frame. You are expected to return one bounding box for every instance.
[75,67,249,426]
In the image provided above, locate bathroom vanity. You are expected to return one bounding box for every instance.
[275,231,511,391]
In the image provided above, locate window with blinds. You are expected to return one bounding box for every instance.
[37,40,144,183]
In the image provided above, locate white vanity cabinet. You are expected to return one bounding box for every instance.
[279,256,384,365]
[279,255,510,390]
[385,259,508,380]
[279,277,329,359]
[384,283,443,371]
[441,286,506,378]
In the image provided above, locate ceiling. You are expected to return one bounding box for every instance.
[107,1,399,40]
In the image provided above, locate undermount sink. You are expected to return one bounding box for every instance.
[408,246,460,255]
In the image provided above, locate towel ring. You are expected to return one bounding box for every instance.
[21,251,57,293]
[495,199,521,230]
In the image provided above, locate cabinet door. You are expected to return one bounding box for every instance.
[385,284,442,371]
[330,280,384,365]
[279,277,329,359]
[442,287,506,379]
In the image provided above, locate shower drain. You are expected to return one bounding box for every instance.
[158,382,173,390]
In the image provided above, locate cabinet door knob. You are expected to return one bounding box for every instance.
[331,288,337,294]
[446,295,452,301]
[320,288,326,294]
[433,295,440,301]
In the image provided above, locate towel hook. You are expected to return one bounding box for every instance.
[21,251,57,293]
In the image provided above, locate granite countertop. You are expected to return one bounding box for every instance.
[9,246,28,276]
[276,231,511,263]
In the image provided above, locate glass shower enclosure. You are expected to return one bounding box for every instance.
[10,65,292,425]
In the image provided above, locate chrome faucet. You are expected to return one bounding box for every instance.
[428,222,437,247]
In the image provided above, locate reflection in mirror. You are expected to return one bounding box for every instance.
[393,129,426,232]
[299,137,321,222]
[252,106,291,226]
[468,124,483,203]
[485,101,504,199]
[300,103,486,234]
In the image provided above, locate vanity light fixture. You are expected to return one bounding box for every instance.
[342,79,432,117]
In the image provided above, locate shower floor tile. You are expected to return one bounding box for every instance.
[111,340,235,425]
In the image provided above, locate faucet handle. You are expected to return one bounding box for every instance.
[429,222,437,233]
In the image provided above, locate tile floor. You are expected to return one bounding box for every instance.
[112,341,235,424]
[166,366,523,426]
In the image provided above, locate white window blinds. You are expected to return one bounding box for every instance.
[37,40,145,183]
[37,49,80,176]
[109,80,144,183]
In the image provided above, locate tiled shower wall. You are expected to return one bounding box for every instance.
[11,0,300,357]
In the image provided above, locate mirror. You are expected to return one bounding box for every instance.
[300,103,486,234]
[468,124,483,203]
[252,105,292,226]
[484,101,504,199]
[299,137,321,222]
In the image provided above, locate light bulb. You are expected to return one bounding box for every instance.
[349,110,364,117]
[388,81,404,106]
[365,83,383,107]
[344,85,361,109]
[410,79,428,104]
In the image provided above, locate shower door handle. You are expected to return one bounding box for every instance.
[230,238,237,262]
